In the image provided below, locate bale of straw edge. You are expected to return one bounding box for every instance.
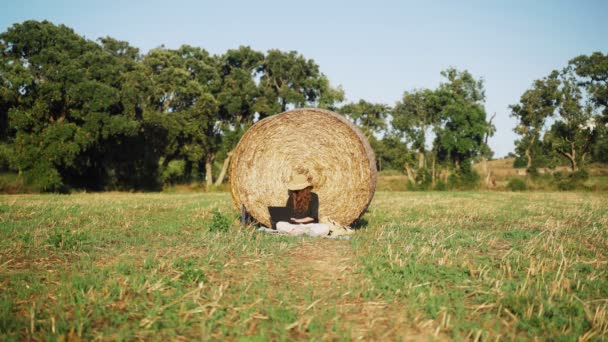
[229,108,377,227]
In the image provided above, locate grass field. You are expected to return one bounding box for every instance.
[1,191,607,340]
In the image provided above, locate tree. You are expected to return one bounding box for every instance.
[481,112,497,187]
[543,69,599,171]
[433,68,490,183]
[338,100,390,137]
[591,124,608,163]
[212,46,264,186]
[338,100,391,176]
[1,20,149,190]
[142,45,220,187]
[370,133,408,172]
[393,89,440,184]
[510,72,560,171]
[569,52,608,120]
[568,52,608,166]
[512,54,604,173]
[258,49,342,117]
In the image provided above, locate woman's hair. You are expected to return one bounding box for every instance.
[292,186,312,214]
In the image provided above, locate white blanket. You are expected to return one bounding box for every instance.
[257,221,353,239]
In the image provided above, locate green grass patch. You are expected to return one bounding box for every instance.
[1,191,607,340]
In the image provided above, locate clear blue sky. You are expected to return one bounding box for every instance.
[2,0,607,157]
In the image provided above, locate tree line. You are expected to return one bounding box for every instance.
[0,21,606,192]
[510,53,608,174]
[0,21,344,191]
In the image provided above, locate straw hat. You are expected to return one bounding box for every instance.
[287,174,311,191]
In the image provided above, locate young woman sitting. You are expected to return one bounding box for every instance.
[275,174,330,236]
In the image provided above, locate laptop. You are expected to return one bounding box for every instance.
[268,206,291,228]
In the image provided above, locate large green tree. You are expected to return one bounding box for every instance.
[433,68,491,182]
[569,52,608,120]
[510,72,561,171]
[338,99,390,137]
[568,52,608,166]
[371,132,408,172]
[543,69,599,171]
[392,89,441,184]
[141,45,220,186]
[0,21,152,190]
[338,100,391,175]
[212,46,264,186]
[512,53,606,172]
[211,48,343,186]
[258,49,343,117]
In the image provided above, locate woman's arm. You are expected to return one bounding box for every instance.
[290,217,315,223]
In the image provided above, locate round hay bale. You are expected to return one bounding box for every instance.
[229,108,377,227]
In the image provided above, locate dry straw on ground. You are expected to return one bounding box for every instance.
[229,108,377,227]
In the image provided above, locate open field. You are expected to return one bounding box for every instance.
[1,191,607,340]
[375,160,608,191]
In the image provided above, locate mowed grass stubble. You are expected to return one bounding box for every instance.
[1,191,607,340]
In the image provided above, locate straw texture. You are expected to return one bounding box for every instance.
[230,108,377,227]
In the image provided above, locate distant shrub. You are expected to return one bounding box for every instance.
[209,209,232,232]
[378,169,404,176]
[161,160,186,185]
[25,164,67,193]
[0,143,12,171]
[0,173,43,194]
[415,168,432,189]
[434,180,448,191]
[406,181,419,191]
[527,167,539,178]
[571,169,589,182]
[513,157,527,169]
[507,178,527,191]
[557,179,576,191]
[406,168,432,191]
[553,171,566,181]
[447,170,480,190]
[554,169,589,191]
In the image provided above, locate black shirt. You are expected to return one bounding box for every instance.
[285,192,319,223]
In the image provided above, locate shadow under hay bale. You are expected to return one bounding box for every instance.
[230,108,377,227]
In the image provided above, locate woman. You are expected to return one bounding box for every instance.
[275,174,330,236]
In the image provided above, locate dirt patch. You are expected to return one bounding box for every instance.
[285,239,352,286]
[269,238,445,340]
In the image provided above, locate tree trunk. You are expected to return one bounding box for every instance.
[570,143,577,172]
[417,152,426,183]
[557,148,577,173]
[441,169,449,183]
[570,158,577,172]
[485,167,494,188]
[482,158,489,187]
[184,160,193,181]
[405,164,416,185]
[418,151,425,169]
[431,154,436,187]
[525,147,532,170]
[213,151,232,186]
[205,155,214,188]
[525,134,536,172]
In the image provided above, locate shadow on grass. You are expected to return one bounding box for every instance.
[351,217,369,230]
